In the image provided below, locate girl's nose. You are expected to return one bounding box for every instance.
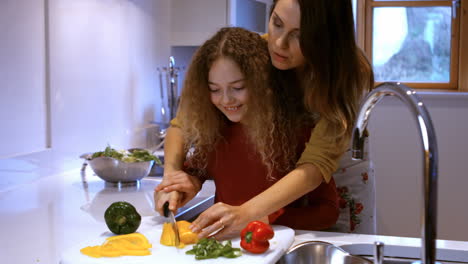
[221,91,234,104]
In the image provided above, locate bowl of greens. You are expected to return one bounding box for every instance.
[85,146,162,183]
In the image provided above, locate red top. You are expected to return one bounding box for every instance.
[200,122,339,231]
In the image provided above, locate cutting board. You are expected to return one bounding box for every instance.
[60,216,294,264]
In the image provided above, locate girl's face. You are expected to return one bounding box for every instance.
[268,0,305,70]
[208,57,249,123]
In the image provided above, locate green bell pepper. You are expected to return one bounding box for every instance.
[104,201,141,235]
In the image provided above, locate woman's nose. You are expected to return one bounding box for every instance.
[276,33,288,49]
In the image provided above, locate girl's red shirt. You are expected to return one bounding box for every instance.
[200,122,339,231]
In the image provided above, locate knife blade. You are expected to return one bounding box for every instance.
[163,201,180,247]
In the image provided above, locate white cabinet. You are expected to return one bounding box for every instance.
[229,0,272,34]
[171,0,272,46]
[0,0,48,158]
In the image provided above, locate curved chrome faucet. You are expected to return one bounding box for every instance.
[351,82,438,264]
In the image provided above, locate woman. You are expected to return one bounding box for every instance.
[156,0,373,239]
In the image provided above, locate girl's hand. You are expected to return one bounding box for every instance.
[154,190,180,216]
[189,202,269,240]
[154,170,202,212]
[156,170,202,196]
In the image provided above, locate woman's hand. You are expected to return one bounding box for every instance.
[154,170,202,212]
[189,202,269,240]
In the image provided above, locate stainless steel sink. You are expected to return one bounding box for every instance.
[276,241,468,264]
[362,256,464,264]
[276,241,373,264]
[341,243,468,264]
[361,256,421,264]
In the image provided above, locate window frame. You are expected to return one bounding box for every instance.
[356,0,468,91]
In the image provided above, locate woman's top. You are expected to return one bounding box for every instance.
[295,118,343,182]
[193,121,339,231]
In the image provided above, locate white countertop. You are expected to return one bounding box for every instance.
[1,168,467,263]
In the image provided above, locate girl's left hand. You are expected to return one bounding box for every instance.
[189,202,269,240]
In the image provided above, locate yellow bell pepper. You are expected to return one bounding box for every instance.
[80,246,101,258]
[80,233,152,258]
[160,220,199,248]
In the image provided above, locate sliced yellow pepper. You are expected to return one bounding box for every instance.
[106,233,152,249]
[80,246,101,258]
[80,233,152,258]
[100,242,124,257]
[160,220,199,248]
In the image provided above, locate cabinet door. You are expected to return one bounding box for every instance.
[0,0,48,158]
[170,0,272,46]
[171,0,228,46]
[229,0,272,34]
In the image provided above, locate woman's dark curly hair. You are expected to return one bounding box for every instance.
[177,27,308,180]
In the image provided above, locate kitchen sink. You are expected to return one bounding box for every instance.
[276,241,373,264]
[360,256,427,264]
[360,256,466,264]
[340,243,468,264]
[360,257,421,264]
[276,241,468,264]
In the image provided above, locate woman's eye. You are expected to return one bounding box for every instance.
[285,30,300,42]
[272,17,282,28]
[232,86,244,91]
[209,88,219,93]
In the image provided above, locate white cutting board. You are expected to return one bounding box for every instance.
[60,217,294,264]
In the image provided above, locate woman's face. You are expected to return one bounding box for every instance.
[208,57,249,123]
[268,0,305,70]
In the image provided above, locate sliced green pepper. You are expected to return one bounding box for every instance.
[185,237,241,260]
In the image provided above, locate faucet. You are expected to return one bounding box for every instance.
[351,82,438,264]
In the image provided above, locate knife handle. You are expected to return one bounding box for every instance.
[163,201,170,218]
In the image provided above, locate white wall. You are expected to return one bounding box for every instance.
[47,0,170,156]
[369,92,468,241]
[0,0,171,189]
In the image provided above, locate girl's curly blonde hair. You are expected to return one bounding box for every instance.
[177,27,309,180]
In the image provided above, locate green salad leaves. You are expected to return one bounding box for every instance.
[92,146,162,165]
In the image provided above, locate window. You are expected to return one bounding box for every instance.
[354,0,468,91]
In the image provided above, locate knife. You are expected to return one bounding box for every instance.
[163,201,181,247]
